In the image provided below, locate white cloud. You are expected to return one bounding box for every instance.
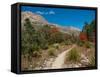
[49,10,55,14]
[36,11,44,14]
[36,10,55,15]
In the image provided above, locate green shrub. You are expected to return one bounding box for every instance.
[64,40,72,45]
[77,40,84,47]
[40,44,48,50]
[52,44,59,49]
[85,41,92,48]
[48,48,56,56]
[67,48,81,62]
[32,51,41,57]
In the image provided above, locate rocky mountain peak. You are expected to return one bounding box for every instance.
[21,11,48,25]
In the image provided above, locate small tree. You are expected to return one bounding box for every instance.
[79,32,87,41]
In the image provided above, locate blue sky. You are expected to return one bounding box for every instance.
[21,6,95,30]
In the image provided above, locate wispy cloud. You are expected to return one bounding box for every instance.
[36,11,43,14]
[36,10,55,15]
[49,10,55,14]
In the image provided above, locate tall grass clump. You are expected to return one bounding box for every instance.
[48,48,56,56]
[88,55,95,66]
[67,48,81,62]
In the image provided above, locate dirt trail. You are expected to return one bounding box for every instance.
[51,45,75,69]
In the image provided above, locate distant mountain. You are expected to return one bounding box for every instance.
[59,26,81,36]
[21,11,80,36]
[21,11,48,27]
[50,24,81,36]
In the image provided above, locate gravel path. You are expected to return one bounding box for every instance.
[51,45,75,69]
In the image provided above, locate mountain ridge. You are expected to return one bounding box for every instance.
[21,11,80,36]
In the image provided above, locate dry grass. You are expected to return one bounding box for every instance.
[88,49,95,66]
[21,42,95,70]
[67,48,81,63]
[88,55,95,66]
[48,48,56,56]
